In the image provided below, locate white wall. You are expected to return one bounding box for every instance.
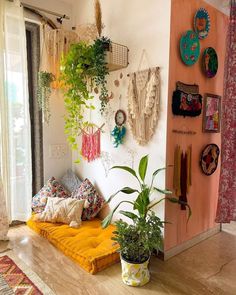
[23,0,73,181]
[204,0,230,15]
[72,0,171,222]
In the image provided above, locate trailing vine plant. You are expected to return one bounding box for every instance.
[60,37,110,162]
[37,71,55,124]
[93,37,110,112]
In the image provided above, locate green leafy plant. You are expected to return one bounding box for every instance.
[93,37,110,111]
[102,155,191,263]
[60,37,110,159]
[37,71,55,124]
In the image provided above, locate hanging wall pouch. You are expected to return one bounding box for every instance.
[172,81,202,117]
[200,144,220,175]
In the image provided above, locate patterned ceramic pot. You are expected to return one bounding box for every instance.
[120,255,150,287]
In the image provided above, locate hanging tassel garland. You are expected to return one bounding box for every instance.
[81,129,101,162]
[173,145,192,211]
[173,145,181,197]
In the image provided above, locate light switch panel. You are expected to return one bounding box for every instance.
[49,144,68,159]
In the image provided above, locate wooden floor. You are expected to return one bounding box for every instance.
[1,223,236,295]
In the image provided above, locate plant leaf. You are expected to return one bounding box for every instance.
[119,210,138,221]
[147,197,166,210]
[133,188,150,217]
[138,155,148,182]
[152,167,166,178]
[120,187,139,194]
[166,197,192,222]
[101,211,113,229]
[110,166,140,183]
[101,200,134,228]
[153,187,172,195]
[106,187,139,203]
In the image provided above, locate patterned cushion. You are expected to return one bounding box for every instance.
[32,177,70,213]
[60,169,82,193]
[71,178,105,220]
[33,197,85,228]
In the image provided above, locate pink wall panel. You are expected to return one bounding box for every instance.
[164,0,228,251]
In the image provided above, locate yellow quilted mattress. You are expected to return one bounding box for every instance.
[27,217,120,274]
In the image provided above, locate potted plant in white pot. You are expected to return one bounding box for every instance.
[102,155,191,287]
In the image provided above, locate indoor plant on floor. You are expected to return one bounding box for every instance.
[102,155,191,287]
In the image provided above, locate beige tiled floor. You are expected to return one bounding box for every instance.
[1,223,236,295]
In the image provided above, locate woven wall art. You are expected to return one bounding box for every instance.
[127,67,160,145]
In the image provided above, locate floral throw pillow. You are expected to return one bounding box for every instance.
[31,177,70,213]
[71,178,105,220]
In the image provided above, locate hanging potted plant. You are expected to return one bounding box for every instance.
[37,71,55,124]
[60,37,110,161]
[102,155,191,287]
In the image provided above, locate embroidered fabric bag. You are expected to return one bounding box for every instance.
[172,82,202,117]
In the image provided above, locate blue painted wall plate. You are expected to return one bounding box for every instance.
[194,8,210,40]
[180,30,200,66]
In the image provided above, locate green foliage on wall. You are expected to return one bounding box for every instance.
[60,37,110,160]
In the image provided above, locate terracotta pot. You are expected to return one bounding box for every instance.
[120,255,150,287]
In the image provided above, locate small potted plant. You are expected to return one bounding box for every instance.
[102,155,191,287]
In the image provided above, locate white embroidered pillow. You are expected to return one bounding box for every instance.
[34,197,85,228]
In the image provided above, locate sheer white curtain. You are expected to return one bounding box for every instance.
[0,0,32,225]
[0,0,9,240]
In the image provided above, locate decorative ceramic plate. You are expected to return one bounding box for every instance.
[202,47,218,78]
[194,8,210,39]
[200,144,220,176]
[180,30,200,66]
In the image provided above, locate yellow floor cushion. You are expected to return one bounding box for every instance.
[27,217,120,274]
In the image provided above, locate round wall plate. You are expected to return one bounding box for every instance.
[194,8,210,40]
[200,144,220,176]
[202,47,218,78]
[180,30,200,66]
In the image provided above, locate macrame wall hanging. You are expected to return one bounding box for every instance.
[40,24,79,89]
[127,50,160,145]
[173,145,192,210]
[76,23,100,44]
[81,124,105,162]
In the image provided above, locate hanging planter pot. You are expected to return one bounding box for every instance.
[120,255,150,287]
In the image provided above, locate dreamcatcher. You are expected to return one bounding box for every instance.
[111,95,127,147]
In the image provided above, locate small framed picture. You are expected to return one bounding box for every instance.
[203,93,221,133]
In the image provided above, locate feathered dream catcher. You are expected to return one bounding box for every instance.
[111,109,127,147]
[111,94,127,147]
